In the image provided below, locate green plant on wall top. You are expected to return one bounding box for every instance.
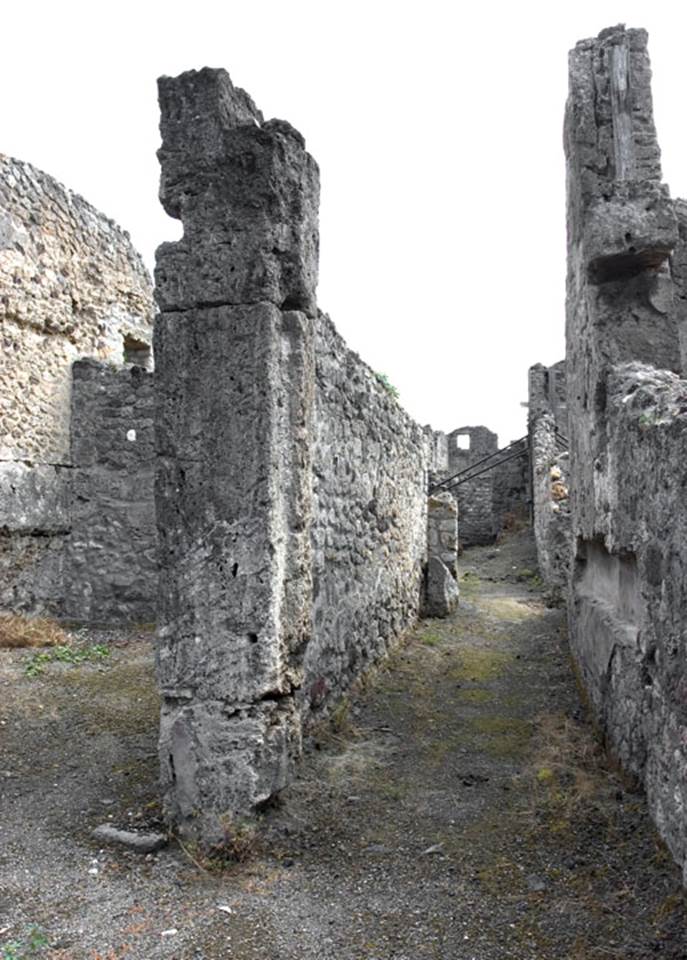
[374,372,400,400]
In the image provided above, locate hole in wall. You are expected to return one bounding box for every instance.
[123,335,152,369]
[456,434,471,451]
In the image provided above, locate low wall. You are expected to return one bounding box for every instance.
[154,67,428,843]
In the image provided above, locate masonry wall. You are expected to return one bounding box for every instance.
[565,25,687,883]
[492,438,530,533]
[528,363,571,588]
[306,315,427,708]
[65,360,157,622]
[154,68,428,843]
[446,426,498,547]
[0,154,155,616]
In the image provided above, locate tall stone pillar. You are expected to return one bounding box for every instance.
[565,25,680,541]
[154,68,320,843]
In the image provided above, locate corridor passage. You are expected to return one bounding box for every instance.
[1,531,685,959]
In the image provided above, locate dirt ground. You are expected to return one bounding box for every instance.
[1,530,685,960]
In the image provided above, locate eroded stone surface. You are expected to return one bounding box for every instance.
[155,68,319,318]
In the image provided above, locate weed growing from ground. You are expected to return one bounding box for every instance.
[0,926,48,959]
[25,643,110,677]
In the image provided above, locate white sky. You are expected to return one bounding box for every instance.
[3,1,687,445]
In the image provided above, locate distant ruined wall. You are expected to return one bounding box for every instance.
[528,362,571,588]
[154,68,428,843]
[566,25,687,883]
[446,426,498,547]
[492,437,530,533]
[0,155,156,618]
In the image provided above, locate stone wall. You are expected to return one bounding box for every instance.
[0,154,154,462]
[492,438,530,533]
[0,154,155,617]
[528,363,571,588]
[565,25,687,883]
[446,426,498,547]
[306,315,428,707]
[65,360,157,622]
[0,361,157,621]
[154,68,428,843]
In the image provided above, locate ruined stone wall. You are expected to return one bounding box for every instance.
[154,68,428,843]
[565,25,687,883]
[492,438,530,533]
[446,426,498,547]
[528,363,571,588]
[0,155,155,616]
[65,360,157,622]
[0,155,154,462]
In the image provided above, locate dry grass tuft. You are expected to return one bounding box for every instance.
[0,613,70,649]
[524,712,612,828]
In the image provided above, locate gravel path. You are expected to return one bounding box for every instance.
[1,531,685,959]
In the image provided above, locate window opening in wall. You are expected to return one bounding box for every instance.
[456,434,471,451]
[123,335,152,369]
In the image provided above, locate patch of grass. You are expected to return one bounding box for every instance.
[458,571,480,596]
[468,715,532,758]
[421,632,442,647]
[0,926,49,960]
[180,816,260,872]
[456,688,492,704]
[476,856,526,896]
[0,614,69,649]
[24,643,110,677]
[475,595,540,621]
[60,660,159,736]
[450,647,513,683]
[522,712,614,833]
[329,698,352,736]
[653,890,686,923]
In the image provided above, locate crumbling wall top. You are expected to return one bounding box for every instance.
[155,67,320,317]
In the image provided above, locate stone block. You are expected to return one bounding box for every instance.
[423,556,459,618]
